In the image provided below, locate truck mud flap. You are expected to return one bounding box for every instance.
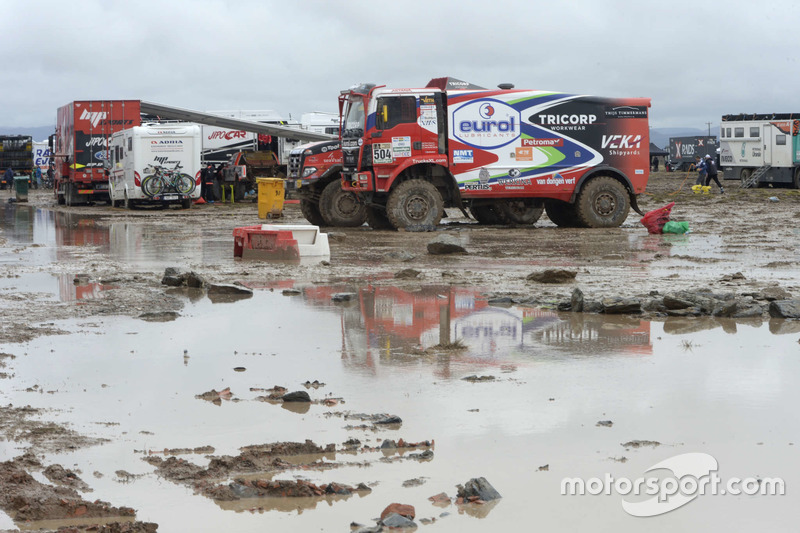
[630,193,645,216]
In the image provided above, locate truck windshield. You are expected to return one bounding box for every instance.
[343,97,365,138]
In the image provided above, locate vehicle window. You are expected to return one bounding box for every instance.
[376,96,417,130]
[734,127,744,138]
[776,135,787,145]
[128,138,132,151]
[750,127,759,137]
[726,128,732,138]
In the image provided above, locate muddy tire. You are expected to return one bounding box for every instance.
[544,200,581,227]
[124,192,136,210]
[740,168,751,187]
[365,205,396,230]
[319,180,366,227]
[180,198,192,209]
[385,179,443,229]
[469,203,504,225]
[299,199,326,226]
[793,168,800,189]
[496,199,544,225]
[574,177,630,228]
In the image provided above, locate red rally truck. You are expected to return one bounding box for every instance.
[339,77,651,229]
[54,100,141,206]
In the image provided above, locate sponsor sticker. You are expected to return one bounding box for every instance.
[392,136,411,158]
[604,106,648,119]
[373,143,392,164]
[522,138,564,147]
[515,147,533,161]
[452,99,520,149]
[453,149,474,163]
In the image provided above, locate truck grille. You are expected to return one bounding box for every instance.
[288,153,301,178]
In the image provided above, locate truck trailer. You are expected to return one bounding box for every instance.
[338,77,651,229]
[0,135,33,188]
[667,136,718,171]
[107,124,202,209]
[719,114,800,187]
[54,100,141,205]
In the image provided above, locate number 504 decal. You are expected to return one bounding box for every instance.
[373,143,393,164]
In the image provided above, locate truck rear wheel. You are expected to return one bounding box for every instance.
[575,177,629,228]
[386,179,443,229]
[469,203,504,225]
[300,199,326,226]
[365,205,395,230]
[544,200,581,227]
[496,199,544,225]
[319,180,367,227]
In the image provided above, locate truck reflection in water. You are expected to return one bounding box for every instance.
[296,284,652,377]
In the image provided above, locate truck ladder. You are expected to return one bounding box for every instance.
[740,165,771,189]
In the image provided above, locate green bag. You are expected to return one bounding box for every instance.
[662,221,689,234]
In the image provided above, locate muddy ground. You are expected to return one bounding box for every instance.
[0,171,798,531]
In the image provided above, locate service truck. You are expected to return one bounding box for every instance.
[719,114,800,187]
[338,77,651,229]
[0,135,33,188]
[667,136,718,171]
[107,124,201,209]
[54,100,141,205]
[286,140,367,226]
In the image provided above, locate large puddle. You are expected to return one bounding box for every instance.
[0,204,798,531]
[1,284,798,531]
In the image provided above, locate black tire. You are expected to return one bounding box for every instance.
[124,192,136,210]
[142,175,162,197]
[299,199,326,226]
[740,168,751,187]
[365,205,395,230]
[385,179,443,229]
[544,200,581,227]
[575,176,630,228]
[319,179,366,227]
[496,199,544,225]
[57,192,65,205]
[793,168,800,189]
[180,198,192,209]
[469,203,504,225]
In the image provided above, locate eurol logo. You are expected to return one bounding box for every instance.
[452,99,520,149]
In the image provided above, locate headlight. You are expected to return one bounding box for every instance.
[301,167,317,178]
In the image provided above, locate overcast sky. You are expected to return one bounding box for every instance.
[2,0,797,132]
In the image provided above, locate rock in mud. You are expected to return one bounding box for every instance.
[571,287,584,312]
[385,250,416,262]
[768,299,800,319]
[327,231,346,243]
[621,440,661,448]
[138,311,180,322]
[207,283,253,296]
[281,391,311,402]
[526,269,577,284]
[382,512,417,528]
[381,503,416,520]
[601,297,641,314]
[461,375,495,382]
[395,268,421,279]
[43,463,92,492]
[456,476,502,502]
[375,415,403,425]
[759,286,790,301]
[596,420,613,427]
[427,234,468,255]
[282,288,302,296]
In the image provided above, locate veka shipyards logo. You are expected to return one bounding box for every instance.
[602,134,642,156]
[561,453,785,517]
[453,99,520,149]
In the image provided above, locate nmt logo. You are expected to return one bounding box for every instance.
[452,99,520,149]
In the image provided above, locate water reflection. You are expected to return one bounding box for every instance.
[292,284,654,372]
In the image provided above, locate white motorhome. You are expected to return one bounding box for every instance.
[719,114,800,187]
[108,124,201,209]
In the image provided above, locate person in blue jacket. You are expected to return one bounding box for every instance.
[2,167,14,190]
[694,155,706,186]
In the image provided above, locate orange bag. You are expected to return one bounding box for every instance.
[640,202,675,234]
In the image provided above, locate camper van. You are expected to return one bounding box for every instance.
[108,124,201,209]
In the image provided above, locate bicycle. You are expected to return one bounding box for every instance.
[141,163,195,197]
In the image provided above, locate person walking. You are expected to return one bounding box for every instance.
[694,155,706,186]
[35,167,42,189]
[651,156,659,172]
[3,167,14,191]
[704,154,724,193]
[202,163,216,203]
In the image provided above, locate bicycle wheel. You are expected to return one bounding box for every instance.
[142,175,164,197]
[176,174,196,195]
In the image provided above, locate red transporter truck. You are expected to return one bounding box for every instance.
[54,100,141,206]
[339,78,651,229]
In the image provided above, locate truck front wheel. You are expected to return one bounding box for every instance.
[300,199,326,226]
[386,179,443,229]
[496,199,544,225]
[319,180,367,227]
[574,177,630,228]
[469,203,504,225]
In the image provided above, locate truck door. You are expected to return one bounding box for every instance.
[763,124,772,166]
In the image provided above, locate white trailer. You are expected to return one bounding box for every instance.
[719,114,800,187]
[108,124,201,209]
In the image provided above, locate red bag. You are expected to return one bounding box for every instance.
[640,202,675,234]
